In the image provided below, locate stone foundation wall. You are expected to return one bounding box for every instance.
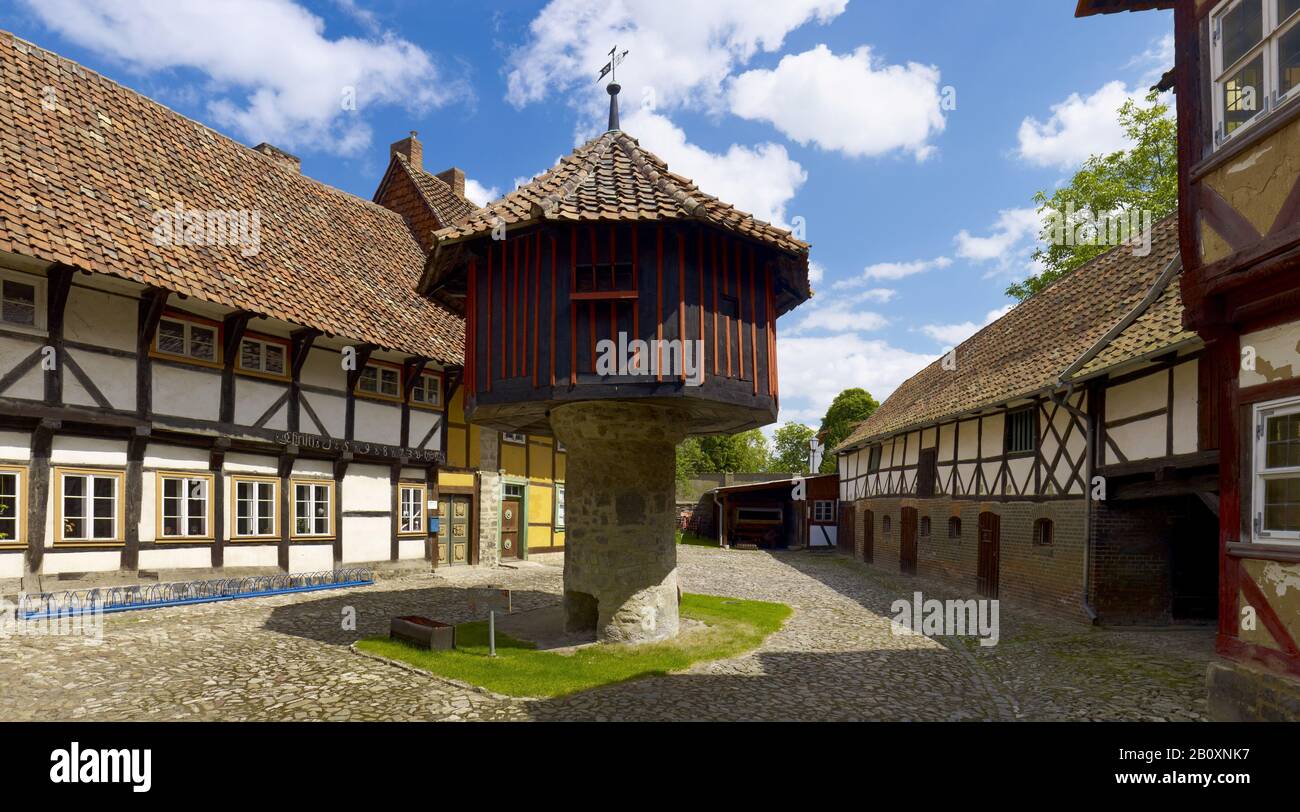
[476,430,501,567]
[1207,659,1300,721]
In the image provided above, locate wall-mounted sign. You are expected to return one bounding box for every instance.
[274,431,444,463]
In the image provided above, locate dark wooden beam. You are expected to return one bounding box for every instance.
[25,419,57,578]
[123,426,150,571]
[344,343,377,441]
[399,356,428,447]
[277,447,297,571]
[210,438,229,569]
[136,288,169,418]
[332,452,351,563]
[43,265,74,406]
[219,311,254,425]
[287,328,321,433]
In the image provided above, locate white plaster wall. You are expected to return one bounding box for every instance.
[919,426,937,450]
[64,286,135,351]
[0,334,45,400]
[342,464,390,563]
[289,544,333,573]
[294,459,332,477]
[300,346,344,390]
[223,453,277,475]
[234,377,289,431]
[51,436,126,466]
[957,418,979,460]
[224,544,278,568]
[1107,416,1166,463]
[902,431,921,466]
[937,423,956,462]
[353,399,401,446]
[398,538,424,560]
[139,547,212,571]
[0,552,21,579]
[145,444,208,471]
[41,550,121,575]
[1172,360,1199,455]
[0,430,31,463]
[64,347,135,411]
[1008,457,1033,494]
[409,409,439,450]
[1107,370,1167,422]
[303,392,346,438]
[341,516,388,563]
[153,364,221,421]
[980,413,1005,457]
[1241,320,1300,387]
[342,464,389,510]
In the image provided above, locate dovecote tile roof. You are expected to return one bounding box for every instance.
[837,215,1194,452]
[0,31,463,364]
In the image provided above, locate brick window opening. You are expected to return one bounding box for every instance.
[920,515,931,537]
[948,516,962,538]
[882,515,892,535]
[1034,517,1054,546]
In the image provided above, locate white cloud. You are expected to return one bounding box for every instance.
[954,207,1041,264]
[21,0,469,155]
[775,332,933,426]
[623,108,806,227]
[729,45,946,160]
[808,261,825,285]
[506,0,846,124]
[834,256,951,287]
[919,304,1015,349]
[463,178,500,208]
[1015,80,1141,169]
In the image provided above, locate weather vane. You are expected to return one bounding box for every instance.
[597,45,628,85]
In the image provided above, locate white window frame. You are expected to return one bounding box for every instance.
[1253,394,1300,542]
[155,314,220,364]
[291,479,334,539]
[813,500,836,522]
[1210,0,1300,148]
[0,465,25,548]
[232,477,278,540]
[56,468,124,544]
[356,363,402,401]
[237,335,290,379]
[409,371,442,408]
[554,483,565,530]
[0,269,46,332]
[502,432,526,445]
[156,472,213,541]
[399,483,426,535]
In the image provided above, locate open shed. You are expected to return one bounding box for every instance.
[710,474,839,549]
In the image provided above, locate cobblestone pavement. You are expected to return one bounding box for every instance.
[0,547,1213,721]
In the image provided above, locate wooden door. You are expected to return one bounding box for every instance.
[439,495,471,566]
[977,511,1000,599]
[837,502,855,555]
[501,497,521,559]
[900,507,918,575]
[863,509,874,563]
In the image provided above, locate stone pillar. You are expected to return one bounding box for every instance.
[550,401,687,643]
[477,431,501,566]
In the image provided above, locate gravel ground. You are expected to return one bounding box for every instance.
[0,546,1213,721]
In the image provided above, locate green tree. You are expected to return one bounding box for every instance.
[675,436,708,482]
[676,430,771,478]
[1007,91,1177,301]
[817,388,879,473]
[770,421,816,474]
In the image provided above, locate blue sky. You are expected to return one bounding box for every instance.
[0,0,1174,430]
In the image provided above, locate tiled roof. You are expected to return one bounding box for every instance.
[0,32,463,364]
[1074,0,1174,17]
[432,129,809,255]
[393,153,476,230]
[837,215,1193,452]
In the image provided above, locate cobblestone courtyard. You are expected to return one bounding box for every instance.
[0,546,1214,721]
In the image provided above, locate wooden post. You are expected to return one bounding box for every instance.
[210,439,229,569]
[287,328,320,433]
[136,288,168,419]
[219,312,253,424]
[25,420,56,577]
[123,426,150,572]
[44,265,74,406]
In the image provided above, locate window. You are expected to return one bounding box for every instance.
[1034,518,1055,546]
[882,515,892,535]
[356,363,402,400]
[56,468,124,544]
[1254,395,1300,541]
[555,484,565,529]
[154,313,219,365]
[410,371,442,408]
[156,472,212,541]
[1210,0,1300,146]
[1004,408,1036,454]
[237,335,289,379]
[292,480,334,538]
[813,500,835,522]
[0,271,44,330]
[233,476,278,539]
[948,516,962,539]
[867,444,882,473]
[0,465,25,547]
[399,483,426,535]
[920,515,931,537]
[502,432,526,445]
[503,483,525,499]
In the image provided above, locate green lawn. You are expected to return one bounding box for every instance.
[356,593,790,698]
[676,530,717,547]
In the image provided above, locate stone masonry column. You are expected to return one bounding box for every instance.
[550,401,687,643]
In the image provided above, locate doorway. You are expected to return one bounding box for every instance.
[900,507,918,575]
[501,483,523,560]
[977,511,1000,599]
[438,494,472,566]
[863,509,874,563]
[838,502,855,555]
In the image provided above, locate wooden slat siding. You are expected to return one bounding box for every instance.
[467,258,477,395]
[609,224,618,349]
[697,230,706,385]
[722,236,731,377]
[518,234,526,380]
[512,236,520,379]
[656,224,664,381]
[485,243,493,391]
[678,231,687,382]
[632,226,640,370]
[735,240,744,381]
[749,246,758,395]
[588,225,597,374]
[711,232,719,376]
[533,231,541,389]
[570,229,578,385]
[550,235,557,387]
[768,263,778,405]
[764,265,774,396]
[501,234,509,382]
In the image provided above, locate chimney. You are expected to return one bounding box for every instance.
[253,142,301,173]
[436,167,466,199]
[390,131,422,172]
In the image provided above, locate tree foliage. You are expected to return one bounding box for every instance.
[1007,91,1177,301]
[816,388,879,473]
[770,421,816,474]
[675,430,771,480]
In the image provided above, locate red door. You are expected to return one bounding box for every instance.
[501,497,521,560]
[837,503,855,556]
[900,507,918,575]
[977,511,1000,599]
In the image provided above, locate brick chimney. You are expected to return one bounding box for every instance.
[390,131,422,172]
[436,167,466,199]
[253,142,301,173]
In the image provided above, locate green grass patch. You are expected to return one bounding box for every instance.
[356,593,790,698]
[676,530,716,547]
